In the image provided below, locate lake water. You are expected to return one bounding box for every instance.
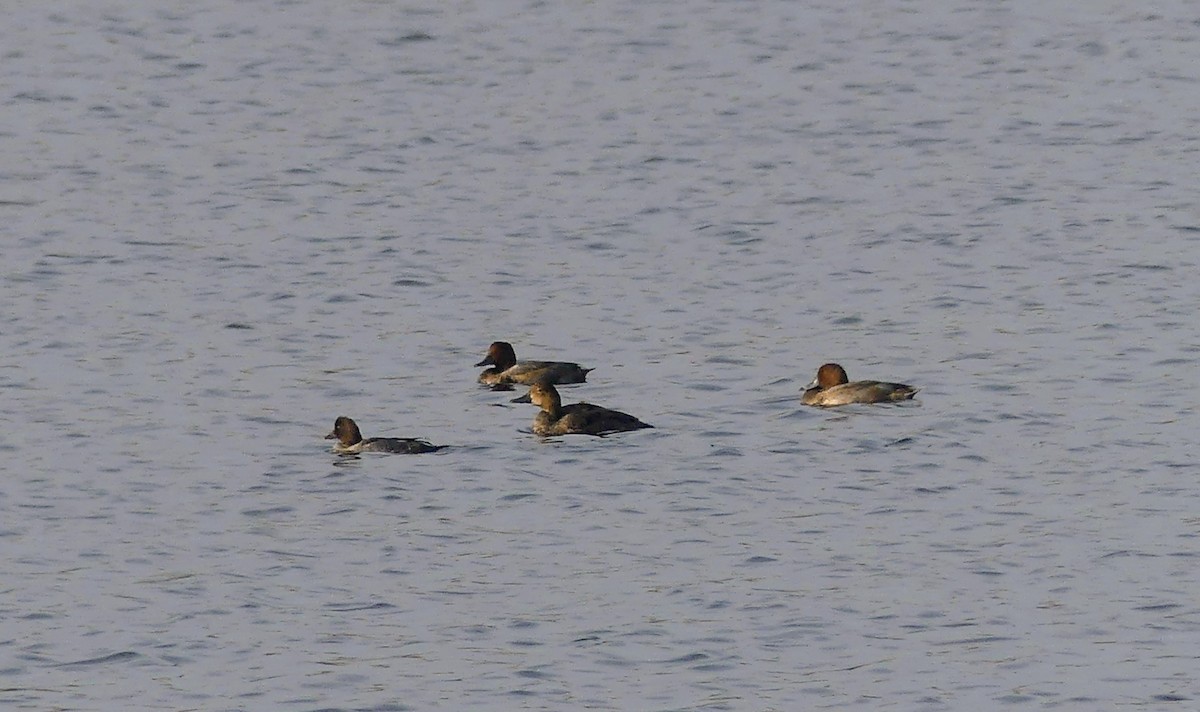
[3,1,1200,710]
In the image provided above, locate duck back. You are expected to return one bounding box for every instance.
[802,380,918,407]
[535,402,653,436]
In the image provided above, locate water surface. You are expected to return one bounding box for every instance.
[3,1,1199,709]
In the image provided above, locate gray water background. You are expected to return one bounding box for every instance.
[3,1,1199,710]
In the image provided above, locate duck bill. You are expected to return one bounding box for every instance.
[511,391,533,403]
[324,430,338,440]
[804,376,819,390]
[474,356,495,367]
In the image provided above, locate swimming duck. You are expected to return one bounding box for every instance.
[325,416,444,454]
[801,363,918,406]
[516,382,653,436]
[475,341,593,386]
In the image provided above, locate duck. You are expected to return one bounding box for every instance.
[475,341,593,386]
[801,363,918,406]
[515,382,653,436]
[325,416,444,454]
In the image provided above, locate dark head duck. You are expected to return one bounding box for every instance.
[325,416,444,454]
[516,382,652,436]
[475,341,593,386]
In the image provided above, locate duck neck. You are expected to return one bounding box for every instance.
[539,394,562,419]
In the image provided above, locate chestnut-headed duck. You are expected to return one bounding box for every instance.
[325,416,444,454]
[515,382,653,436]
[801,363,918,406]
[475,341,593,386]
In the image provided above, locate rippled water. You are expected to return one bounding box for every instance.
[4,1,1200,709]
